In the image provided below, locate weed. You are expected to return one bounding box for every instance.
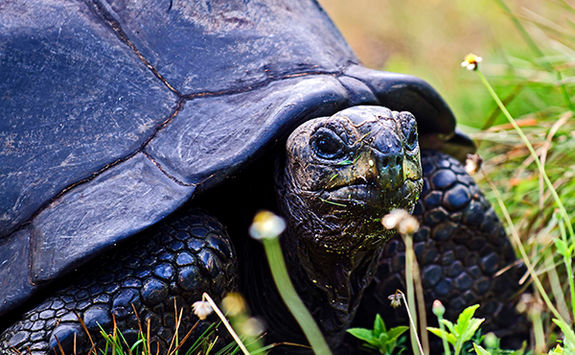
[428,304,484,355]
[346,314,409,354]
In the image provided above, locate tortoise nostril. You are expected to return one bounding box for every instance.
[379,155,402,170]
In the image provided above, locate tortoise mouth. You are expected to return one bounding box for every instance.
[304,177,422,253]
[320,177,422,211]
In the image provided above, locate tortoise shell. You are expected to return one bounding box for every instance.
[0,0,473,315]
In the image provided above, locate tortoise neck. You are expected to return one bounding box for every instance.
[273,165,386,346]
[281,213,385,346]
[241,225,384,348]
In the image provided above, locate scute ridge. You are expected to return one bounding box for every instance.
[85,0,182,95]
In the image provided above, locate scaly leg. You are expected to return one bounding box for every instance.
[1,210,237,354]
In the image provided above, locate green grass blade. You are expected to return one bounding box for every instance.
[262,237,332,355]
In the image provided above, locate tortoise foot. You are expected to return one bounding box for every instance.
[0,210,237,354]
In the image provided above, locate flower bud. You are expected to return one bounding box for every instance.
[398,215,420,235]
[382,209,419,235]
[465,153,482,175]
[484,332,498,349]
[432,299,445,317]
[388,291,402,308]
[241,317,265,337]
[192,300,213,320]
[382,209,409,230]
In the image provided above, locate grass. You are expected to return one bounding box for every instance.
[449,1,575,353]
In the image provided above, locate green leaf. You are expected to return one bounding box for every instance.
[385,326,409,345]
[374,314,386,336]
[377,332,389,346]
[428,327,457,346]
[129,338,145,352]
[473,343,492,355]
[337,159,353,166]
[460,318,485,343]
[349,315,409,354]
[555,239,570,257]
[347,328,375,343]
[441,319,456,335]
[553,318,575,349]
[454,304,480,336]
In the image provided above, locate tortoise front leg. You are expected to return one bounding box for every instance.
[0,211,237,354]
[354,150,528,347]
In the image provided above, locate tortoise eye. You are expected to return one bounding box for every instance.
[403,123,418,151]
[311,128,345,159]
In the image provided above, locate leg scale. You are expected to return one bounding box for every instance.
[1,210,237,354]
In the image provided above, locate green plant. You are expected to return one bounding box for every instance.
[428,304,484,355]
[472,332,526,355]
[347,314,408,354]
[473,343,526,355]
[547,319,575,355]
[95,318,228,355]
[432,300,451,355]
[54,296,258,355]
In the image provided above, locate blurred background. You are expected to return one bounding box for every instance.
[318,0,570,129]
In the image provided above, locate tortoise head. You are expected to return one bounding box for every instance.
[277,105,423,340]
[281,105,423,250]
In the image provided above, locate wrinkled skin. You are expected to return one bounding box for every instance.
[277,106,422,344]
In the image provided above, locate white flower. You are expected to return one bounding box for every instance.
[388,292,402,308]
[516,293,543,315]
[192,300,213,320]
[382,209,409,230]
[461,53,483,71]
[398,216,419,235]
[249,210,286,240]
[382,209,419,235]
[465,153,483,175]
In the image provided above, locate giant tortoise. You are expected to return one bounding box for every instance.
[0,0,525,353]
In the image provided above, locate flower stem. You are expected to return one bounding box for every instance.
[558,217,575,322]
[402,233,425,355]
[436,313,451,355]
[530,306,545,354]
[202,293,250,355]
[262,238,332,355]
[412,241,429,353]
[399,290,425,355]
